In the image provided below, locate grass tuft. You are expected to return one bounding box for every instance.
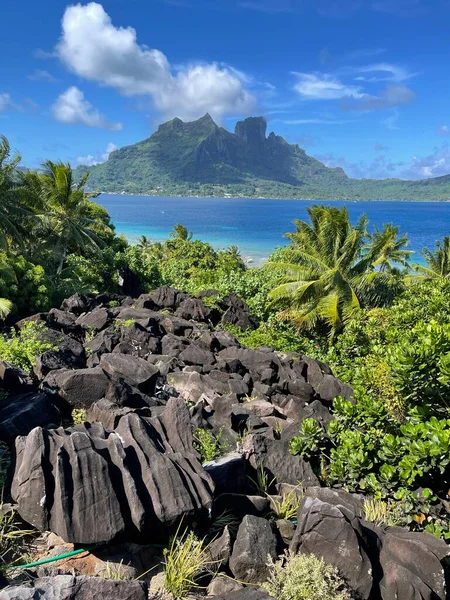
[163,529,216,599]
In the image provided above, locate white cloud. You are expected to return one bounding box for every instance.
[0,93,38,114]
[292,72,363,100]
[76,142,118,166]
[400,144,450,179]
[381,108,400,129]
[281,118,354,125]
[28,69,57,82]
[438,125,449,135]
[55,2,255,122]
[315,151,404,179]
[52,86,123,130]
[341,86,416,111]
[353,63,417,83]
[371,0,424,16]
[0,94,14,113]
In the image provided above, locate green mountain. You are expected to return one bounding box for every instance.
[75,114,450,200]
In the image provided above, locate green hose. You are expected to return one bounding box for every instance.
[8,542,167,570]
[8,547,96,570]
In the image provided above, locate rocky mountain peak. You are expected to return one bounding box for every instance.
[234,117,267,146]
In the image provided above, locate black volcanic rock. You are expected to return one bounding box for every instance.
[11,398,214,544]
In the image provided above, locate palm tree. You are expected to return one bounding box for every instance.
[0,136,25,248]
[138,235,151,250]
[169,224,193,242]
[367,224,412,272]
[22,161,108,276]
[413,236,450,279]
[267,205,394,336]
[0,298,12,319]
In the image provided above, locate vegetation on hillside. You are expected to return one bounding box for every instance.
[74,114,450,200]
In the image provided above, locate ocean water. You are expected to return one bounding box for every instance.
[97,194,450,265]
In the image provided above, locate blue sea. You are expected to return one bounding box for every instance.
[97,194,450,265]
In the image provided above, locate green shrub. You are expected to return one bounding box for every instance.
[193,427,228,462]
[0,252,52,314]
[263,552,353,600]
[289,418,327,458]
[0,322,57,373]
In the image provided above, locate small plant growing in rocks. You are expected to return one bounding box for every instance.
[363,497,404,527]
[269,486,304,522]
[193,427,228,462]
[163,530,215,599]
[263,552,354,600]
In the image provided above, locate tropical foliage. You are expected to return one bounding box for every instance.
[267,206,408,335]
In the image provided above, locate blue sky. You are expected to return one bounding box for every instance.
[1,0,450,179]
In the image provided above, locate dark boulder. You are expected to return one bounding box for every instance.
[60,293,94,316]
[212,494,270,521]
[35,329,86,379]
[42,367,111,409]
[1,575,148,600]
[145,285,189,311]
[229,515,277,583]
[46,308,81,335]
[117,307,162,331]
[221,294,259,331]
[86,399,153,430]
[304,486,365,517]
[76,307,113,333]
[204,452,252,496]
[11,399,214,544]
[290,496,374,599]
[378,528,449,600]
[0,392,63,443]
[242,432,320,487]
[175,297,220,324]
[160,314,196,337]
[179,343,215,367]
[0,361,34,394]
[119,323,161,356]
[34,349,84,380]
[85,327,120,356]
[100,353,159,395]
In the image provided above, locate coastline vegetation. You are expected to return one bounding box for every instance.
[1,134,450,540]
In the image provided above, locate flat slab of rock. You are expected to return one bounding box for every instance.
[1,575,148,600]
[43,367,111,409]
[100,353,159,394]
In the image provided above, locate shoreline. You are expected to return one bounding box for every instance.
[97,192,450,203]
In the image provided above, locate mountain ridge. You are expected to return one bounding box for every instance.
[75,115,450,200]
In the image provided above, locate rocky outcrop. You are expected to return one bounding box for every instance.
[3,287,446,599]
[1,575,148,600]
[11,398,214,544]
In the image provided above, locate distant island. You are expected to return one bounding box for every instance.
[75,114,450,201]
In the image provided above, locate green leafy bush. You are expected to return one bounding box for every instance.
[193,427,228,462]
[0,322,57,373]
[263,552,353,600]
[0,253,51,314]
